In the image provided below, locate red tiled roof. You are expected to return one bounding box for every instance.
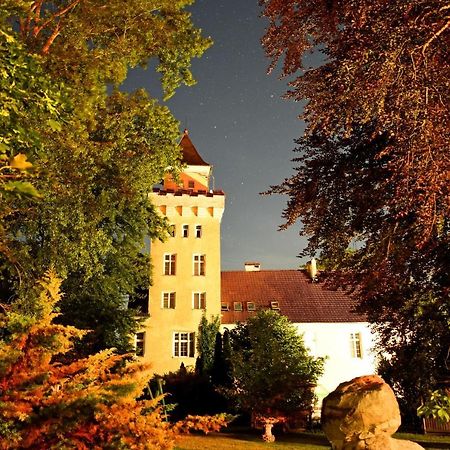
[180,130,209,166]
[221,270,366,324]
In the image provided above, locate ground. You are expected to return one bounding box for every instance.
[176,430,450,450]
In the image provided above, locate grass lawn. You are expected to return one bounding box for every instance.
[176,431,329,450]
[176,429,450,450]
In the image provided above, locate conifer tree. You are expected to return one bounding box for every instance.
[0,271,177,449]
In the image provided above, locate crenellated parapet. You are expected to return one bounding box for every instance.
[150,188,225,221]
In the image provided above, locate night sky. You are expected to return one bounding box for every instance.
[121,0,310,270]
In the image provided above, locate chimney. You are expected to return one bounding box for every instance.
[244,262,261,272]
[308,258,318,280]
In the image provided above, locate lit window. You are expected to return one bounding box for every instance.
[164,254,176,275]
[162,292,176,309]
[195,225,202,238]
[234,302,243,311]
[182,224,189,238]
[168,224,175,237]
[173,332,195,357]
[350,332,363,358]
[193,254,205,276]
[135,332,145,357]
[221,302,229,311]
[247,302,256,311]
[193,292,206,309]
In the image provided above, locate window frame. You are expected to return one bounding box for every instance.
[195,225,202,238]
[350,332,363,358]
[247,301,256,311]
[233,301,243,311]
[221,302,230,311]
[193,292,206,310]
[173,332,195,358]
[135,332,145,357]
[163,253,176,275]
[193,254,206,276]
[182,224,189,238]
[162,291,176,309]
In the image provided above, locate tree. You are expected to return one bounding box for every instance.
[0,26,66,262]
[0,271,178,449]
[211,330,233,387]
[0,271,232,448]
[261,0,449,425]
[228,310,324,419]
[0,1,211,352]
[195,314,220,376]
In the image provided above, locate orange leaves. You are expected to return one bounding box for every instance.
[0,272,175,448]
[174,413,233,435]
[0,272,232,448]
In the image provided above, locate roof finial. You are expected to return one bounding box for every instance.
[184,128,189,135]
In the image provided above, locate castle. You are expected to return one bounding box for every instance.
[138,130,376,402]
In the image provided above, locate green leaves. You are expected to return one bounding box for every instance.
[2,181,40,198]
[228,310,324,415]
[47,119,62,132]
[418,390,450,424]
[0,1,210,355]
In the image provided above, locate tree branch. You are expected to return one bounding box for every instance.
[41,23,62,55]
[422,18,450,56]
[32,0,82,38]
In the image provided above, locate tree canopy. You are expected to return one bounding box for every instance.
[260,0,449,424]
[0,1,211,352]
[228,310,324,416]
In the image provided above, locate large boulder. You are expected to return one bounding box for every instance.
[321,375,424,450]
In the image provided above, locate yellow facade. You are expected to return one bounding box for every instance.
[141,133,225,375]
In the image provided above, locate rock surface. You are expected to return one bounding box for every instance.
[321,375,424,450]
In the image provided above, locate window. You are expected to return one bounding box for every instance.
[135,332,145,357]
[168,224,175,237]
[193,254,205,276]
[234,302,243,311]
[162,292,176,309]
[350,332,363,358]
[173,332,195,357]
[164,254,176,275]
[188,180,195,189]
[247,302,256,311]
[182,224,189,238]
[221,302,229,311]
[270,301,280,310]
[193,292,206,309]
[195,225,202,238]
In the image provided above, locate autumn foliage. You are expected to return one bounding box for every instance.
[0,271,179,449]
[0,272,231,448]
[261,0,449,425]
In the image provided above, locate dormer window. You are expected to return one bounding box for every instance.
[234,302,243,311]
[247,302,256,311]
[221,302,230,311]
[270,301,280,310]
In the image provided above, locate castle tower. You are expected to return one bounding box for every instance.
[141,130,225,374]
